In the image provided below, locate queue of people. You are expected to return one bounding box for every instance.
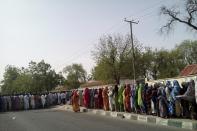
[0,92,69,112]
[1,79,196,120]
[71,80,197,120]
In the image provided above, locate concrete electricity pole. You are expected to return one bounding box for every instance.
[124,18,139,83]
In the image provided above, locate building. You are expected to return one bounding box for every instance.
[180,64,197,76]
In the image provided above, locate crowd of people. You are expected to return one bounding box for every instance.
[0,79,196,120]
[0,92,70,112]
[71,79,197,120]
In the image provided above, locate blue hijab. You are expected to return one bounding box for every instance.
[171,80,181,101]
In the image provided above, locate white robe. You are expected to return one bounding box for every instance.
[31,95,35,109]
[24,95,29,110]
[41,95,46,108]
[108,87,114,111]
[57,93,61,104]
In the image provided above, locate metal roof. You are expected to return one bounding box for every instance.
[180,64,197,76]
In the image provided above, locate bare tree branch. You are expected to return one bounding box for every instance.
[160,0,197,34]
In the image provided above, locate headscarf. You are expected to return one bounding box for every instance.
[137,83,143,107]
[118,85,124,104]
[171,80,181,101]
[108,86,114,97]
[184,80,194,96]
[165,81,172,101]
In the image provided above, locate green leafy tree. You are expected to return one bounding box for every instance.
[1,60,64,94]
[148,48,186,79]
[175,40,197,64]
[28,60,63,92]
[63,64,87,89]
[1,66,20,94]
[92,34,142,84]
[138,47,155,79]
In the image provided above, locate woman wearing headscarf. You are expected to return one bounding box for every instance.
[7,96,12,111]
[72,90,80,112]
[19,95,24,110]
[3,96,7,112]
[30,94,35,109]
[165,81,172,103]
[98,88,103,109]
[15,95,20,111]
[151,84,158,115]
[24,94,30,110]
[41,94,46,108]
[90,89,95,108]
[122,85,126,111]
[134,84,139,113]
[157,84,168,118]
[108,86,114,111]
[102,86,109,111]
[138,83,144,113]
[124,84,131,112]
[114,85,119,112]
[169,80,181,117]
[94,89,99,109]
[118,85,124,112]
[144,84,152,115]
[78,90,83,106]
[182,80,196,119]
[130,84,135,112]
[83,88,90,108]
[143,83,148,114]
[179,82,190,118]
[11,96,15,111]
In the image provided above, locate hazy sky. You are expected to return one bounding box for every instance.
[0,0,196,80]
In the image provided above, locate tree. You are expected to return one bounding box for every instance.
[147,48,186,80]
[138,47,155,79]
[1,66,20,94]
[63,64,87,89]
[1,60,63,94]
[175,40,197,64]
[28,60,62,92]
[92,34,142,84]
[160,0,197,33]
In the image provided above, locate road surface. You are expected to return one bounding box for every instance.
[0,108,191,131]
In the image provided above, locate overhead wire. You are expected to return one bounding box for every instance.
[55,0,167,71]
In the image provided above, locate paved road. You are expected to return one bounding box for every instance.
[0,108,191,131]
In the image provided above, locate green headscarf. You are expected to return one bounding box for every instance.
[118,85,124,104]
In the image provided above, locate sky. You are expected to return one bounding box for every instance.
[0,0,196,80]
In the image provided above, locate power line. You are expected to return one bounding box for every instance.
[55,0,166,72]
[55,23,126,70]
[126,0,165,19]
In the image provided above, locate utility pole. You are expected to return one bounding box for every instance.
[124,18,139,84]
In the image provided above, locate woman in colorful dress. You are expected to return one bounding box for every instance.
[125,84,131,112]
[72,90,80,112]
[83,88,90,108]
[98,88,103,109]
[94,89,99,109]
[118,85,124,112]
[114,85,119,112]
[108,86,114,111]
[102,86,109,111]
